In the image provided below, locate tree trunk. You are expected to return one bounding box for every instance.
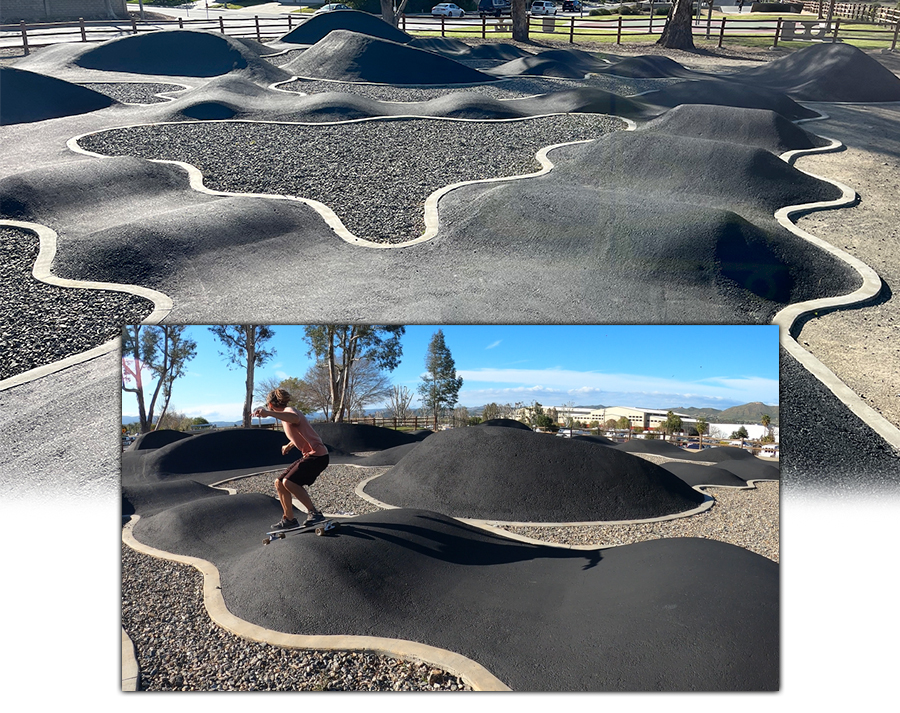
[243,326,255,428]
[511,0,529,42]
[657,0,695,49]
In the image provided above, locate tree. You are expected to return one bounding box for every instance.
[511,0,529,41]
[695,417,708,448]
[387,385,416,422]
[298,360,334,420]
[303,325,405,422]
[378,0,411,27]
[209,325,275,427]
[255,375,312,414]
[661,411,683,438]
[657,0,695,50]
[616,416,630,430]
[482,402,502,421]
[730,425,750,440]
[419,329,464,428]
[760,413,774,443]
[344,357,393,418]
[122,324,197,434]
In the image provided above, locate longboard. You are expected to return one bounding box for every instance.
[263,519,339,544]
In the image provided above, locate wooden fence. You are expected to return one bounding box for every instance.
[4,10,899,55]
[802,1,900,24]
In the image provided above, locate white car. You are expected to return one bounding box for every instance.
[432,3,466,17]
[314,3,351,14]
[531,1,558,14]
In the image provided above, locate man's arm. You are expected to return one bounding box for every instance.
[252,406,300,424]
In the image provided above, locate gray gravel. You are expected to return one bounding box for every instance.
[121,544,472,691]
[0,226,153,381]
[78,82,185,104]
[76,114,623,243]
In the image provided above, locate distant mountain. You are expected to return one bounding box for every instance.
[668,402,779,426]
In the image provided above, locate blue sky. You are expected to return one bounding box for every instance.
[122,325,779,422]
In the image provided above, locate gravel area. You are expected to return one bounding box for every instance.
[78,82,185,104]
[277,74,678,101]
[77,114,623,243]
[121,544,472,691]
[0,226,153,381]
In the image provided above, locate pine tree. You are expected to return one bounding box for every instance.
[418,329,463,429]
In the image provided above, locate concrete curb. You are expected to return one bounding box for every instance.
[121,627,140,691]
[122,515,512,691]
[0,219,173,393]
[771,133,900,452]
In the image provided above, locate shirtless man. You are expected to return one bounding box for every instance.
[252,388,329,530]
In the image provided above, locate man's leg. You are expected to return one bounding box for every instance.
[274,477,295,520]
[281,478,317,514]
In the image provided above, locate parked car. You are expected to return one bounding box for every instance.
[432,3,466,16]
[314,3,351,14]
[531,1,558,14]
[478,0,512,15]
[561,0,582,10]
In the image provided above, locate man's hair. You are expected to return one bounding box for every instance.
[267,388,292,408]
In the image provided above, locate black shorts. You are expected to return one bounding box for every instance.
[279,453,329,487]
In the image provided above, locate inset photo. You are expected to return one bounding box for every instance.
[122,324,778,693]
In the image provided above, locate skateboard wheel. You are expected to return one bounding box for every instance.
[278,533,286,539]
[263,538,270,545]
[315,527,324,536]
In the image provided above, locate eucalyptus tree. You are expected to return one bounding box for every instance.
[209,325,275,427]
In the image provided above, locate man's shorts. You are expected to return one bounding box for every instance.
[280,453,329,487]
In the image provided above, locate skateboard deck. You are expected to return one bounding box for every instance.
[263,519,339,544]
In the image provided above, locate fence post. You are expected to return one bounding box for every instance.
[892,19,899,51]
[178,17,184,29]
[288,14,292,30]
[255,15,262,41]
[718,17,725,47]
[773,16,781,47]
[79,18,87,42]
[569,16,574,43]
[482,15,486,39]
[19,20,29,55]
[832,17,839,42]
[219,16,225,33]
[616,16,622,44]
[441,15,445,37]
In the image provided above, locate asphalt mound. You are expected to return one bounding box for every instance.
[132,503,778,691]
[278,9,411,45]
[597,55,701,79]
[639,78,819,121]
[73,30,290,81]
[661,462,749,488]
[313,422,422,453]
[0,67,114,125]
[477,418,531,430]
[129,428,299,481]
[364,426,706,521]
[712,458,780,482]
[127,429,193,451]
[639,104,831,154]
[614,438,690,458]
[410,37,532,61]
[488,48,611,78]
[732,42,900,102]
[353,442,420,466]
[283,30,495,85]
[563,131,842,215]
[122,478,228,517]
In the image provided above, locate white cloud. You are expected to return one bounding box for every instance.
[486,340,502,349]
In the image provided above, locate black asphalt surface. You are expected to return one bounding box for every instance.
[364,426,706,521]
[278,9,411,46]
[131,502,779,691]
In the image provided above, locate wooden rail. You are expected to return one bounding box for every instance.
[3,11,898,55]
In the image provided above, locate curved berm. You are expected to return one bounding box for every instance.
[614,438,691,458]
[125,428,298,483]
[571,434,615,445]
[122,478,228,517]
[364,426,706,521]
[131,502,778,691]
[477,418,531,430]
[278,9,411,45]
[598,55,701,79]
[0,67,114,125]
[409,38,531,62]
[313,422,422,453]
[732,42,900,102]
[488,48,611,78]
[283,30,495,85]
[639,78,819,121]
[127,429,192,451]
[72,30,290,81]
[353,442,420,466]
[661,462,749,488]
[639,104,831,154]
